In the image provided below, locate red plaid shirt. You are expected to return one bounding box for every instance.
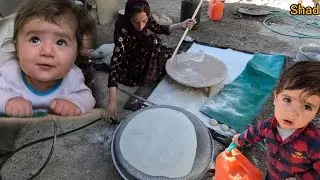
[238,117,320,180]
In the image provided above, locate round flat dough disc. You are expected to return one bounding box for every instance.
[166,53,228,88]
[119,108,197,178]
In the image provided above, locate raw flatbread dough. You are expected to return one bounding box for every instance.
[120,108,197,178]
[166,52,228,88]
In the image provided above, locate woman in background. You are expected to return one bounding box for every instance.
[104,0,196,121]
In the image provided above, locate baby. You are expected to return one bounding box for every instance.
[233,61,320,180]
[0,0,96,117]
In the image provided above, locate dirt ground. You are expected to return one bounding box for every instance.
[1,0,320,179]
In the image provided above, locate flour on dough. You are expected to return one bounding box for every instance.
[120,108,197,178]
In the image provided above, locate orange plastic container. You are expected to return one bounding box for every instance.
[215,148,263,180]
[208,0,224,21]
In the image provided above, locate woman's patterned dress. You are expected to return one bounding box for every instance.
[108,16,174,88]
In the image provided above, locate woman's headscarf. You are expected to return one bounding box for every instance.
[117,0,150,39]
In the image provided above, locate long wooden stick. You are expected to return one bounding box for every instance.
[171,0,204,59]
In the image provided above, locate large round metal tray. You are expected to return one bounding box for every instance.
[111,105,214,180]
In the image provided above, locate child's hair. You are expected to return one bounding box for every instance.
[275,61,320,98]
[13,0,95,51]
[125,0,150,19]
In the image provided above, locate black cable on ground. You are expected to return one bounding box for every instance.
[28,121,57,180]
[0,117,102,179]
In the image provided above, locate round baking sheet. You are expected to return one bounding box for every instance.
[165,53,228,88]
[111,105,214,180]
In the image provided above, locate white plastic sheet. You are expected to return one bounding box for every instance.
[147,43,254,136]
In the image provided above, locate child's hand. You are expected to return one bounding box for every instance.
[50,99,82,116]
[5,97,33,117]
[232,133,241,146]
[285,178,296,180]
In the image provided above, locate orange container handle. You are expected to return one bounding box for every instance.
[228,149,250,173]
[227,148,263,180]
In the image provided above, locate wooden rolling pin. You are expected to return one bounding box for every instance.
[171,0,204,59]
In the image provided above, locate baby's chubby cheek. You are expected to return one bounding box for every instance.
[56,62,74,77]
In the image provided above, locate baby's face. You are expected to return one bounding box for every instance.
[16,16,78,82]
[274,89,320,130]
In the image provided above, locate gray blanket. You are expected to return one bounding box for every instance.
[0,13,16,67]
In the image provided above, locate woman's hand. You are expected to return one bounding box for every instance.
[181,18,197,29]
[103,87,118,123]
[103,99,118,123]
[169,18,197,33]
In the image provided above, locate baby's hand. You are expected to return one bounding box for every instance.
[5,97,33,117]
[285,177,296,180]
[232,133,241,146]
[50,99,82,116]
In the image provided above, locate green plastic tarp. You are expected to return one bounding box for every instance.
[200,53,286,132]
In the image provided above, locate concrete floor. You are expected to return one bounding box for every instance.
[1,0,320,179]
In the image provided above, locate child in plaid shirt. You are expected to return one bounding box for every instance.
[232,61,320,180]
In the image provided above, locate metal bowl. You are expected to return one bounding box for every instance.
[238,7,270,16]
[295,51,312,61]
[299,44,320,61]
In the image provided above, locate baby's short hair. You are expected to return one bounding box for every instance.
[275,61,320,98]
